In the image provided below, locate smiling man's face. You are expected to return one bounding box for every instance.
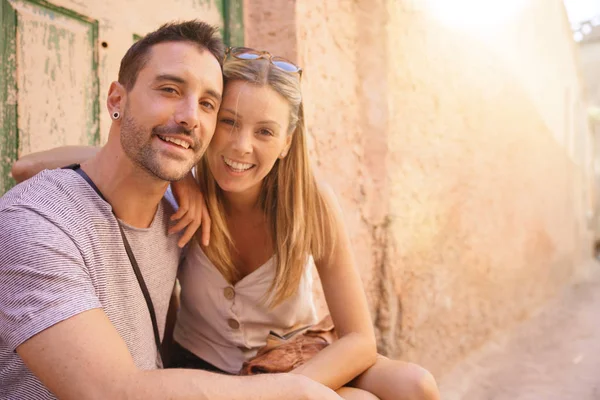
[119,41,223,181]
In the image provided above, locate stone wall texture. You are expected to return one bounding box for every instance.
[245,0,595,377]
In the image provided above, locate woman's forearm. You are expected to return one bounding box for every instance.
[291,332,377,390]
[11,145,100,183]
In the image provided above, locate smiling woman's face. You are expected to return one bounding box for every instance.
[206,80,292,200]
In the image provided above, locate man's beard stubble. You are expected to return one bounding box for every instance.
[119,111,203,182]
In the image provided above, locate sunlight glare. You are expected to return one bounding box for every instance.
[426,0,527,30]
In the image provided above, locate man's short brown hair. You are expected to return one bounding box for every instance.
[118,20,224,91]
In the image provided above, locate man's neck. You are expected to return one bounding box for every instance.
[80,145,168,228]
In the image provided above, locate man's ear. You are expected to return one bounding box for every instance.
[107,81,126,119]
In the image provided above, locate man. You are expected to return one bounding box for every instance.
[0,20,340,399]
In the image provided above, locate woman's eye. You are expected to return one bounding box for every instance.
[258,129,274,136]
[220,118,236,126]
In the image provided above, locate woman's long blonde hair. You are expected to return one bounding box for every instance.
[196,56,336,307]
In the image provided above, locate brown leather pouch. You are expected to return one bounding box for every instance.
[239,315,336,375]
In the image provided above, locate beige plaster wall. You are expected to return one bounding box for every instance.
[245,0,594,377]
[242,0,297,62]
[384,0,592,376]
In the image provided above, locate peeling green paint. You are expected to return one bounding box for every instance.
[87,18,99,146]
[221,0,244,47]
[0,0,18,194]
[47,25,62,68]
[19,0,100,147]
[0,0,100,195]
[19,0,97,24]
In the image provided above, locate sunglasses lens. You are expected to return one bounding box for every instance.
[227,48,301,76]
[273,60,299,72]
[235,52,261,60]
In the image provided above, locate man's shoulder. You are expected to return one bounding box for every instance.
[0,169,112,238]
[0,169,106,214]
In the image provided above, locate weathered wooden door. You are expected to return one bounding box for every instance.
[0,0,243,195]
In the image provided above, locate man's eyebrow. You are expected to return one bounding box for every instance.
[206,89,222,102]
[154,74,186,84]
[155,74,221,102]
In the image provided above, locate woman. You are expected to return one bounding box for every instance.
[12,47,439,400]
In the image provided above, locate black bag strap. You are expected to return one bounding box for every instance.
[115,222,162,358]
[64,164,162,362]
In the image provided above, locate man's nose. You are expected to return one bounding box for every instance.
[175,97,199,130]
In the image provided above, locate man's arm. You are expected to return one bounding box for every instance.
[0,207,340,400]
[18,308,340,400]
[11,145,99,183]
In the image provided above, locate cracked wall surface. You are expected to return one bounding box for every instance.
[245,0,595,377]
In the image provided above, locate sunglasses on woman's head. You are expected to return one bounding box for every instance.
[225,47,302,78]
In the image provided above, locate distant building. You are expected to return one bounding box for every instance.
[577,18,600,246]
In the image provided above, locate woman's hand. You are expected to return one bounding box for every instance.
[169,172,211,248]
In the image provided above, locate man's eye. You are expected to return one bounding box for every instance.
[200,101,215,110]
[161,87,178,94]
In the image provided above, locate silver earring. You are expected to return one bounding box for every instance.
[112,111,120,120]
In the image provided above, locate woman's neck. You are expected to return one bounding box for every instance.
[222,185,262,215]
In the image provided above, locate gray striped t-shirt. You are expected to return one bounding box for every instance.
[0,169,182,399]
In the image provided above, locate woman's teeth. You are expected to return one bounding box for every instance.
[223,156,253,171]
[158,135,190,149]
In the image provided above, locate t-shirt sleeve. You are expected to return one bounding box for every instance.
[0,206,102,351]
[164,185,179,211]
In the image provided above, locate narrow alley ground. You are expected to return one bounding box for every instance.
[439,262,600,400]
